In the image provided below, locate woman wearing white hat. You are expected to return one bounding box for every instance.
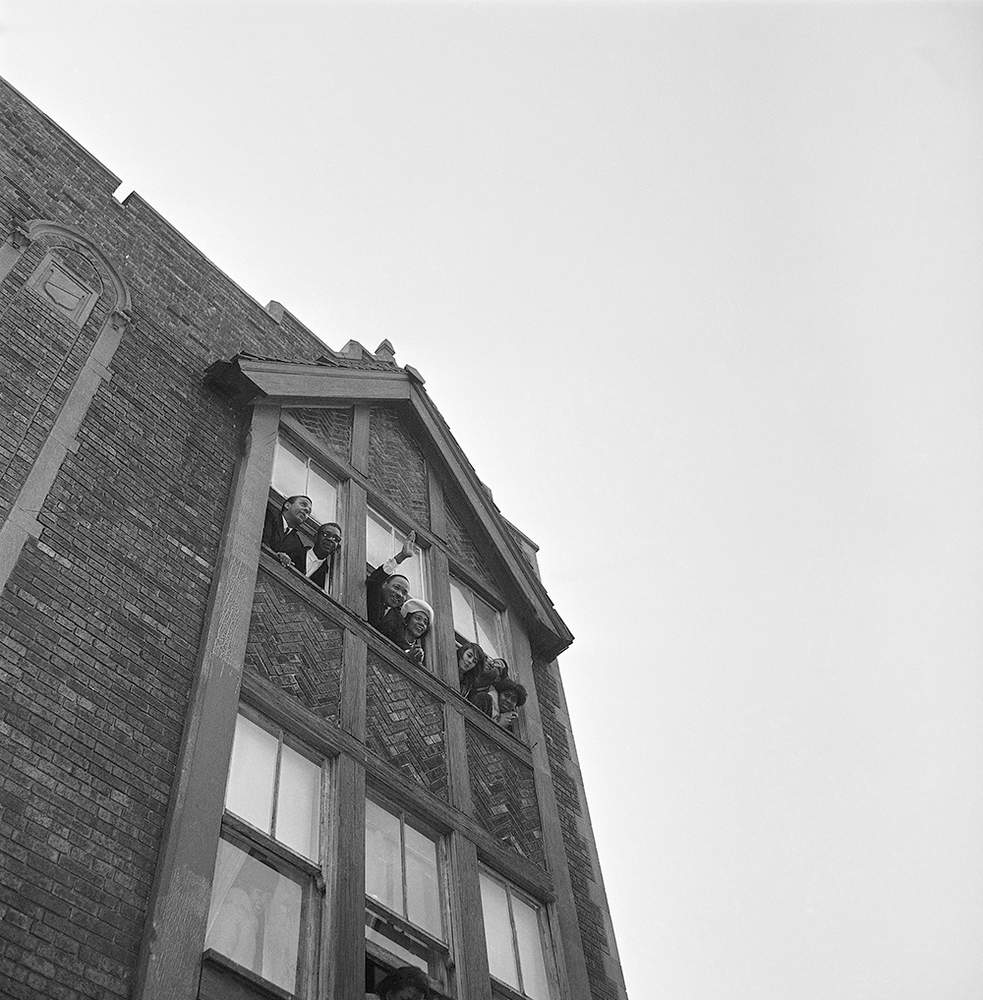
[392,598,434,667]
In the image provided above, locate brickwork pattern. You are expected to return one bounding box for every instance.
[444,494,496,590]
[365,652,448,800]
[465,726,544,867]
[367,407,430,527]
[244,573,343,722]
[290,406,353,464]
[532,660,622,1000]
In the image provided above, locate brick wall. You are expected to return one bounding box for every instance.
[367,407,430,528]
[245,571,344,724]
[291,407,353,465]
[443,492,496,590]
[532,659,624,1000]
[365,653,448,801]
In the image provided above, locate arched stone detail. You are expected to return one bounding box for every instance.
[0,216,133,594]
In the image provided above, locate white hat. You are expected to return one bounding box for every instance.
[400,598,434,622]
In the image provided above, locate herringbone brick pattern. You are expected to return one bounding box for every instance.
[291,406,352,463]
[245,574,343,722]
[365,652,448,799]
[367,407,430,527]
[444,495,495,590]
[465,725,544,867]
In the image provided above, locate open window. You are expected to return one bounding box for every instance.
[449,576,504,658]
[203,712,326,998]
[366,506,427,600]
[479,869,556,1000]
[364,795,453,997]
[272,434,339,527]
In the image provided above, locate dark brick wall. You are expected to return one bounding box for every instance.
[465,726,544,868]
[367,407,430,528]
[365,653,448,800]
[291,406,352,465]
[245,572,343,723]
[533,660,622,1000]
[444,493,496,590]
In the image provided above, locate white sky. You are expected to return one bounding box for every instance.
[4,2,983,998]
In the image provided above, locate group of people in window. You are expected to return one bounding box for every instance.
[262,494,528,734]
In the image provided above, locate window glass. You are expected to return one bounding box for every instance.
[404,824,441,939]
[474,594,502,658]
[205,840,302,993]
[366,508,426,599]
[271,439,308,503]
[276,745,321,861]
[271,436,338,525]
[365,799,402,914]
[513,896,550,1000]
[365,922,429,973]
[479,872,519,990]
[449,577,476,644]
[225,715,277,833]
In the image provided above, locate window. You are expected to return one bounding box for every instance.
[366,506,427,599]
[272,434,339,526]
[450,576,504,658]
[479,870,554,1000]
[204,713,325,996]
[364,796,451,992]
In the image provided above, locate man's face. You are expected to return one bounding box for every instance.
[405,611,429,638]
[313,524,342,558]
[282,497,312,529]
[499,690,518,714]
[382,575,409,609]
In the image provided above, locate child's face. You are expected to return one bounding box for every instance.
[459,647,477,672]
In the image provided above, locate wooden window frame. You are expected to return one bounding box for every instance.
[271,431,342,528]
[479,866,559,1000]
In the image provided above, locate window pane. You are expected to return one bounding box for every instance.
[449,578,476,644]
[479,872,519,989]
[307,464,338,526]
[365,800,403,914]
[474,594,501,659]
[275,745,321,861]
[226,715,277,834]
[513,896,550,1000]
[205,840,302,993]
[404,824,442,939]
[271,438,308,501]
[366,509,394,570]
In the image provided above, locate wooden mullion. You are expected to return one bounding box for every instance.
[448,832,492,1000]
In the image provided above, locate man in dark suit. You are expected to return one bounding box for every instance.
[366,530,418,638]
[306,521,343,593]
[262,495,311,573]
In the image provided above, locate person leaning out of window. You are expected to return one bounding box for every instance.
[262,495,312,573]
[390,598,434,667]
[366,531,418,640]
[370,965,431,1000]
[494,677,527,735]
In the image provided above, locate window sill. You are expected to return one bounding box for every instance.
[201,950,294,1000]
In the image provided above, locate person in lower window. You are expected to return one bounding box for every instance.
[457,641,487,698]
[366,531,417,637]
[306,521,342,593]
[391,598,434,667]
[375,965,431,1000]
[466,656,509,718]
[494,678,527,734]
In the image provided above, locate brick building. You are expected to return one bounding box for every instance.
[0,78,627,1000]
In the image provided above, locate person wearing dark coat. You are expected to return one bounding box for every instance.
[262,495,312,573]
[374,965,430,1000]
[366,531,418,636]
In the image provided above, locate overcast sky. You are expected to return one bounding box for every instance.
[4,2,983,998]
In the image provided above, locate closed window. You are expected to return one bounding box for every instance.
[479,870,553,1000]
[366,507,427,599]
[450,576,503,658]
[272,434,339,526]
[364,796,451,992]
[204,712,325,996]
